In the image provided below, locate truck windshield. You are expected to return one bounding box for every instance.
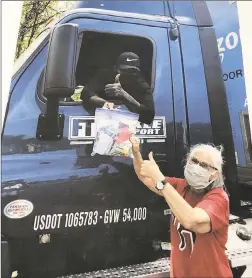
[12,28,51,78]
[75,1,167,16]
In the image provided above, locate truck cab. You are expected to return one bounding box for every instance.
[2,1,252,278]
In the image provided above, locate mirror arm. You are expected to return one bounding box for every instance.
[46,97,60,119]
[36,96,64,141]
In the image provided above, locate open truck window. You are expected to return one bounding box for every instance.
[37,31,154,108]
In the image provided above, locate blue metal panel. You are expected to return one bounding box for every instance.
[207,1,247,166]
[179,25,213,145]
[169,33,189,176]
[172,1,197,25]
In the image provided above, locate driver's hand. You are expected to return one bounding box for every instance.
[102,102,114,110]
[105,83,125,99]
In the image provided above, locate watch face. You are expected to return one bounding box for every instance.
[156,182,164,190]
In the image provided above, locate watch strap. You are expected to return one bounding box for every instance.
[161,178,167,185]
[155,178,168,191]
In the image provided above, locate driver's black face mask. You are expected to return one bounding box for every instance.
[116,67,140,77]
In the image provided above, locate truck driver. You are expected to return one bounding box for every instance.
[80,52,155,125]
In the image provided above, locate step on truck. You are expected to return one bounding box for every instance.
[1,1,252,278]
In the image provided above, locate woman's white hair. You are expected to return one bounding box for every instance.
[186,143,225,189]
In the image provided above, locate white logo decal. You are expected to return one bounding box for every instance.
[68,116,166,142]
[126,58,138,62]
[4,200,34,219]
[217,32,239,63]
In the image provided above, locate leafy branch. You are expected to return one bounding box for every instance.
[15,1,76,60]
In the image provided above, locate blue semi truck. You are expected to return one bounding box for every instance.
[1,1,252,278]
[75,0,251,196]
[207,1,251,194]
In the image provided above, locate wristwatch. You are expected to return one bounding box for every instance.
[155,179,168,191]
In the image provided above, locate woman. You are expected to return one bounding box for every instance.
[130,136,233,278]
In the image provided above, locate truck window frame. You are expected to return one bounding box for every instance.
[36,28,157,106]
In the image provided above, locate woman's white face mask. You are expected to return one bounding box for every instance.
[184,162,217,191]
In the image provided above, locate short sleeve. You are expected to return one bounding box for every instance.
[196,189,229,232]
[166,177,187,195]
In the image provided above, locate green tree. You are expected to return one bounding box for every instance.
[16,1,75,60]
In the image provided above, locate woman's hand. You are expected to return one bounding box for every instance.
[141,152,165,183]
[130,137,163,196]
[130,136,140,155]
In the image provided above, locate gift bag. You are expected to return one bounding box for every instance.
[92,108,139,157]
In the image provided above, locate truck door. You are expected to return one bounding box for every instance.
[2,15,176,276]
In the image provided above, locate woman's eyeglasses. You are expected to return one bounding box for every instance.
[190,157,218,171]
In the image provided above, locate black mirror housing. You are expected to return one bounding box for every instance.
[44,23,79,97]
[36,23,79,141]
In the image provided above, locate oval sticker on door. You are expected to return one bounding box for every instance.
[4,200,34,219]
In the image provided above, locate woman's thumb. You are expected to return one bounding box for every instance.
[149,152,155,161]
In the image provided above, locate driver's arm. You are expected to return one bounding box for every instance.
[81,72,108,108]
[123,76,154,124]
[81,82,106,108]
[136,76,155,125]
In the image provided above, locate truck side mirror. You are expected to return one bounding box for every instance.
[36,23,79,141]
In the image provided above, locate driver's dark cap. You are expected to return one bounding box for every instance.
[116,52,140,72]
